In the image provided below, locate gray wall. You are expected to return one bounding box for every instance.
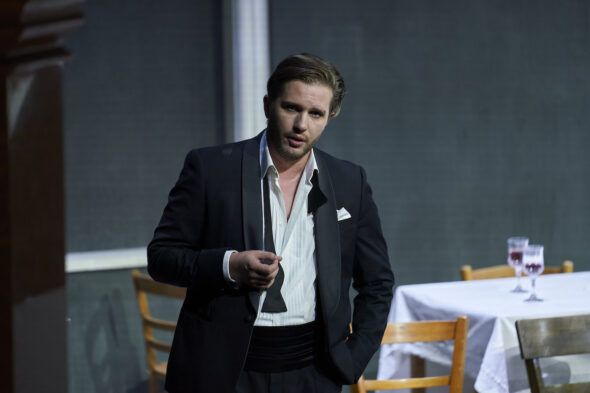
[64,0,222,391]
[270,0,590,285]
[64,0,223,252]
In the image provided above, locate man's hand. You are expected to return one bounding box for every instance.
[229,250,281,289]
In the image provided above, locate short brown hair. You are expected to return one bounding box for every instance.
[267,53,346,117]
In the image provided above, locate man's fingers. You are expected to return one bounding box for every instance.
[248,265,279,284]
[249,265,279,280]
[255,251,282,263]
[251,278,275,289]
[249,257,280,275]
[230,250,282,288]
[248,270,272,280]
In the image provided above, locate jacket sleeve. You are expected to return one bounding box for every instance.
[348,166,395,380]
[147,150,228,290]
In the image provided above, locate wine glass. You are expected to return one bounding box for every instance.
[523,244,544,302]
[507,237,529,293]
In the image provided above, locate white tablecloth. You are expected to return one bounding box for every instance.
[377,271,590,393]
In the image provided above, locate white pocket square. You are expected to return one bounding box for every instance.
[337,207,351,221]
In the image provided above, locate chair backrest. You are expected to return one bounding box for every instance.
[352,316,469,393]
[515,314,590,393]
[131,269,186,381]
[460,260,574,281]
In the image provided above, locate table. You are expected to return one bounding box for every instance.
[377,271,590,393]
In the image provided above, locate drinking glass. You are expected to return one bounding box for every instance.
[507,237,529,293]
[523,244,544,302]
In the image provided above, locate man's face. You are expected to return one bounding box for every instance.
[265,80,333,165]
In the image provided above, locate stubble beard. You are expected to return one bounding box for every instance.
[266,123,312,164]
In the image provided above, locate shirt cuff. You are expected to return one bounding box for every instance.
[223,250,238,283]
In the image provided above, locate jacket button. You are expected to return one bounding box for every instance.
[244,314,254,323]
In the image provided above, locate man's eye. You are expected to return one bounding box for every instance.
[310,112,323,118]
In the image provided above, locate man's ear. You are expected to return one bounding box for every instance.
[263,95,270,118]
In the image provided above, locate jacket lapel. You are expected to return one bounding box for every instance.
[313,152,341,319]
[241,134,264,311]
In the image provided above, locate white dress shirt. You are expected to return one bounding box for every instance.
[223,131,318,326]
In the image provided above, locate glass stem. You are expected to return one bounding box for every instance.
[531,277,536,297]
[516,267,522,287]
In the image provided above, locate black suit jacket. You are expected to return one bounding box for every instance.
[148,134,394,393]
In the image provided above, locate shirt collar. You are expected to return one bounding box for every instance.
[260,130,318,184]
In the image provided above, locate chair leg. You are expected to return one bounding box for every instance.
[351,375,365,393]
[410,355,426,393]
[148,374,159,393]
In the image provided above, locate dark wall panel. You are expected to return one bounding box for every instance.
[270,0,590,285]
[64,0,223,252]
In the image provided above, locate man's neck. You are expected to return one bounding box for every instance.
[267,146,311,219]
[269,148,311,181]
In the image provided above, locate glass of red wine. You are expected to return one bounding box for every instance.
[507,237,529,293]
[523,244,544,302]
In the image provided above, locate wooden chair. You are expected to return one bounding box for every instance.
[352,316,469,393]
[515,314,590,393]
[132,269,186,393]
[460,260,573,281]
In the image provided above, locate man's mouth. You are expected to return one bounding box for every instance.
[287,136,305,148]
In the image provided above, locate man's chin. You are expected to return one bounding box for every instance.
[278,145,310,162]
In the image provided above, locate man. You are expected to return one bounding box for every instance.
[148,53,394,393]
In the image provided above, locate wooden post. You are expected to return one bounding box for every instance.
[0,1,83,392]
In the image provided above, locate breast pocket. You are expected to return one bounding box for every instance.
[338,216,355,234]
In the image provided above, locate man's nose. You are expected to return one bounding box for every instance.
[294,113,308,132]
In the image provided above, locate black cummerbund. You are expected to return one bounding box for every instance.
[244,321,319,372]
